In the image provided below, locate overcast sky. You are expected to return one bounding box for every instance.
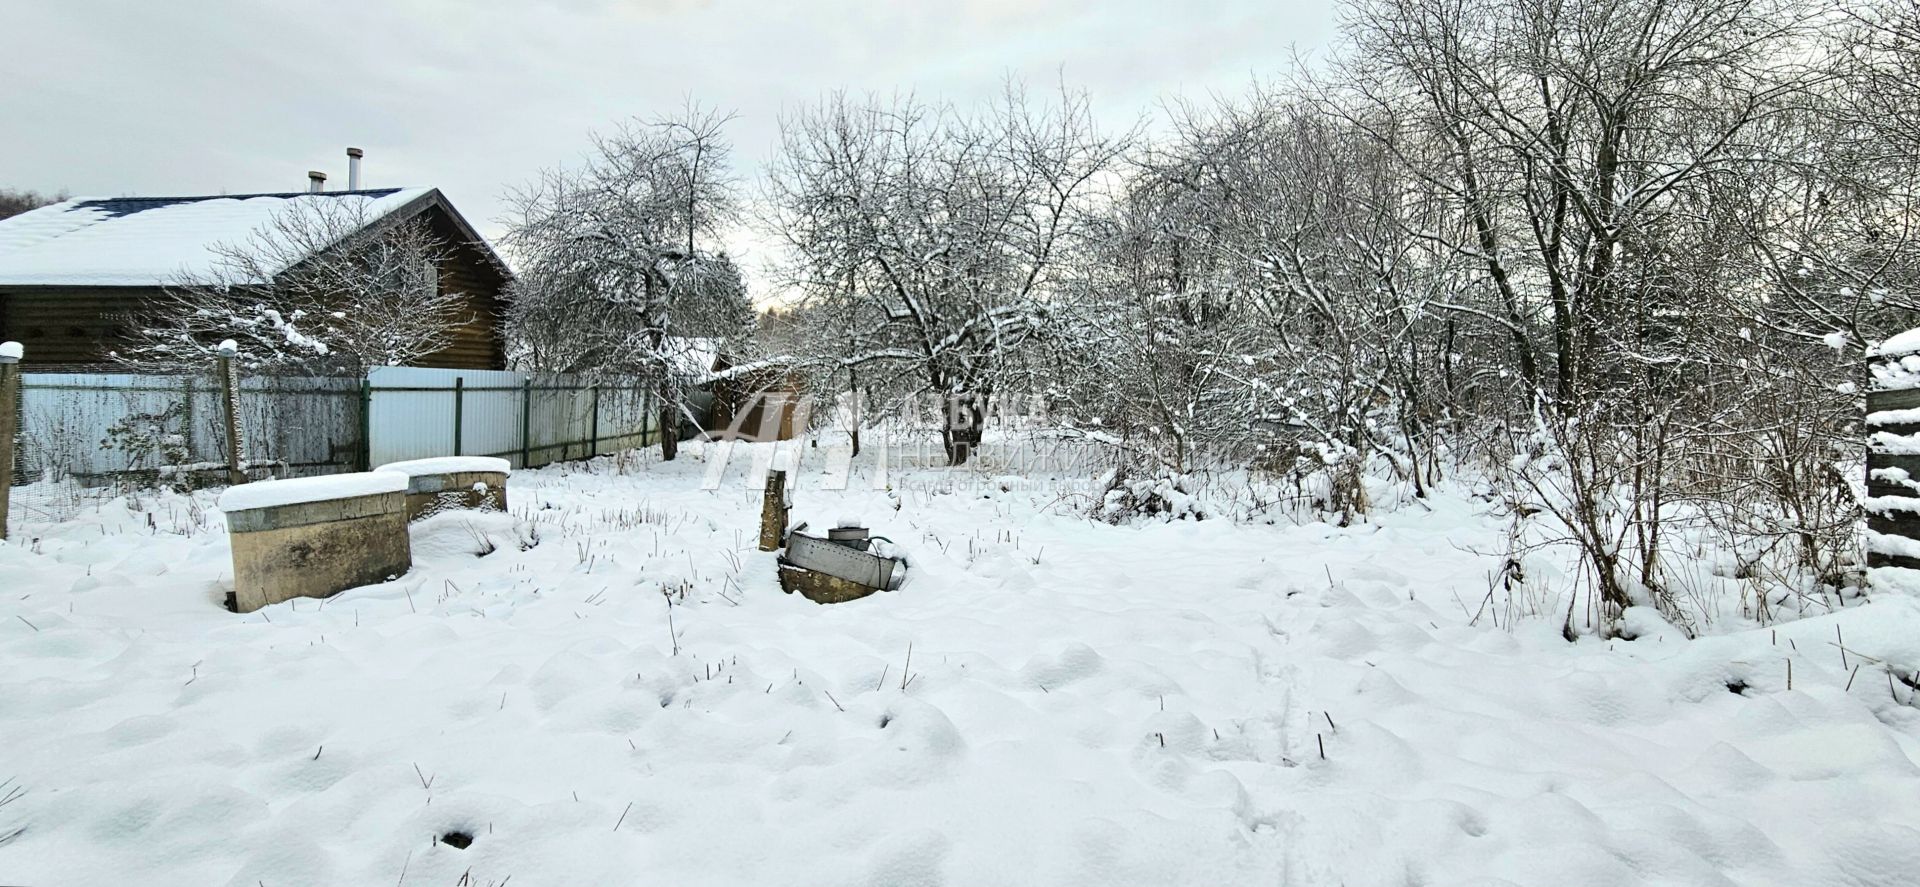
[2,0,1340,300]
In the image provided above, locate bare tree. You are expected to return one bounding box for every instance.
[1314,0,1824,628]
[503,104,751,460]
[768,83,1125,465]
[0,188,67,221]
[1055,90,1466,525]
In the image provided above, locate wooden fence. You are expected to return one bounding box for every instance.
[12,366,673,490]
[18,373,361,484]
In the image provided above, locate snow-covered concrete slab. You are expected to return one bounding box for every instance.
[217,472,409,513]
[375,457,513,478]
[376,457,511,519]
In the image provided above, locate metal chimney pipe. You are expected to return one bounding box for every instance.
[346,147,363,190]
[307,170,327,193]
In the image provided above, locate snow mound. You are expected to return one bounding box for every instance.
[411,511,522,560]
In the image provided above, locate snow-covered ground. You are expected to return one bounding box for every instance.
[5,439,1920,886]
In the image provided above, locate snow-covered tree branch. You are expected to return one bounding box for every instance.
[119,199,466,375]
[502,104,752,460]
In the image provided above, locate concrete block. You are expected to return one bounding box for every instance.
[777,560,883,604]
[225,487,411,613]
[376,458,511,521]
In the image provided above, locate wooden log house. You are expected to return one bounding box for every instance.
[0,182,511,371]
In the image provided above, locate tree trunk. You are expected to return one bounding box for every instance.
[659,403,681,461]
[849,371,861,458]
[942,392,985,466]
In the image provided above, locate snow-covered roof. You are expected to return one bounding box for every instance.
[705,354,797,383]
[0,188,432,287]
[663,336,724,380]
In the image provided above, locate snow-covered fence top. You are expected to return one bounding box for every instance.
[1866,328,1920,569]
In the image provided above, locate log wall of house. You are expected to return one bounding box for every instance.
[413,207,508,371]
[0,286,147,369]
[1867,385,1920,569]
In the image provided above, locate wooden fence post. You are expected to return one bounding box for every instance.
[759,469,789,552]
[452,377,465,457]
[520,378,533,468]
[216,341,245,486]
[849,369,861,458]
[0,342,21,541]
[180,374,195,459]
[358,379,373,471]
[589,384,600,457]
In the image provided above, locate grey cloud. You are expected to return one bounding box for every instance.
[1,0,1336,298]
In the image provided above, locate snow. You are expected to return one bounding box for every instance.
[374,456,513,478]
[1868,407,1920,426]
[0,189,430,287]
[1871,327,1920,359]
[0,341,20,361]
[1869,528,1920,560]
[705,355,795,383]
[1872,353,1920,392]
[1862,495,1920,516]
[6,438,1920,885]
[1870,431,1920,454]
[662,335,723,381]
[215,471,409,512]
[1872,466,1920,492]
